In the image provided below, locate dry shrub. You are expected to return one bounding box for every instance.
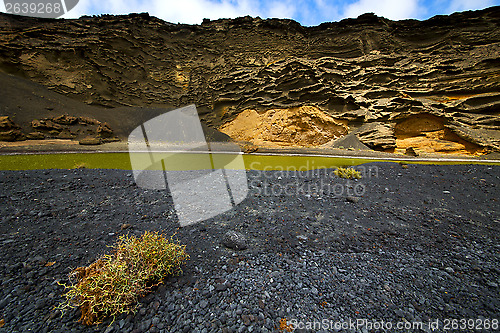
[58,231,189,325]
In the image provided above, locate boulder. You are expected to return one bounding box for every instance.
[354,122,396,150]
[79,137,102,145]
[78,117,101,125]
[405,147,419,156]
[57,129,75,139]
[31,119,63,131]
[52,115,78,125]
[101,137,121,143]
[0,129,25,141]
[0,116,25,141]
[26,132,45,140]
[0,116,17,130]
[48,130,61,137]
[97,122,114,138]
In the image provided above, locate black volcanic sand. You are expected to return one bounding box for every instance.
[0,163,499,332]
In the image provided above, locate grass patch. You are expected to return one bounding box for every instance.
[58,231,189,325]
[334,167,362,179]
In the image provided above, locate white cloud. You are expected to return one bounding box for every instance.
[61,0,271,23]
[297,0,341,25]
[7,0,495,25]
[266,1,296,19]
[447,0,496,12]
[152,0,260,23]
[343,0,423,20]
[314,0,340,17]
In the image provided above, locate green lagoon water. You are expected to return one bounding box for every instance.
[0,152,498,171]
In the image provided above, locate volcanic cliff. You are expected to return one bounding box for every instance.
[0,7,499,155]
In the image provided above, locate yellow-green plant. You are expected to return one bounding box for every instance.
[334,167,362,179]
[73,162,88,169]
[58,231,189,325]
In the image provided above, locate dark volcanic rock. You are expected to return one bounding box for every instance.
[0,164,499,332]
[222,230,248,250]
[328,133,371,150]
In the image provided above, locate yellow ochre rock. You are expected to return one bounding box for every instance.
[220,106,348,148]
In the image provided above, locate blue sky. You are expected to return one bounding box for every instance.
[1,0,498,25]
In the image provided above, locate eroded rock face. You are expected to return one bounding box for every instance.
[220,106,348,147]
[393,113,485,155]
[0,8,498,153]
[354,122,396,150]
[52,115,78,125]
[97,122,114,138]
[31,119,64,132]
[25,115,117,144]
[0,116,24,141]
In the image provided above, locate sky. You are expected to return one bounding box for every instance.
[0,0,498,26]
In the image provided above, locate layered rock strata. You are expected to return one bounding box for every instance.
[0,8,499,154]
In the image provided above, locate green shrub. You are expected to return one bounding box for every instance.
[334,167,362,179]
[58,231,189,325]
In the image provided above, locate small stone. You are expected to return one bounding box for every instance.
[48,310,60,320]
[0,295,10,309]
[242,314,251,326]
[121,223,132,230]
[104,326,114,333]
[444,267,454,274]
[35,299,46,310]
[141,319,152,331]
[222,231,247,250]
[216,283,228,292]
[346,196,360,203]
[199,300,209,309]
